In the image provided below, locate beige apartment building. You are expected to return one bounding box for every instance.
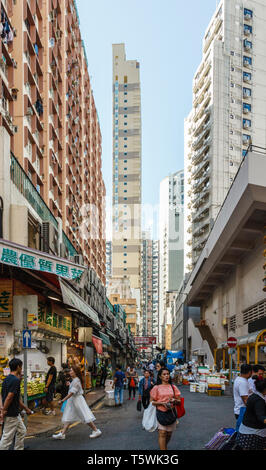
[112,43,142,292]
[109,293,137,336]
[184,0,266,273]
[0,0,106,284]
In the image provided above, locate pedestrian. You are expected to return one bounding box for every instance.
[100,361,108,388]
[113,365,126,406]
[127,365,138,401]
[154,361,164,385]
[91,362,97,388]
[233,364,252,421]
[235,377,266,450]
[138,369,154,409]
[42,356,57,416]
[150,367,181,450]
[0,358,32,450]
[56,363,70,400]
[248,365,265,395]
[52,365,101,440]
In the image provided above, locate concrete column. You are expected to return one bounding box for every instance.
[0,126,11,240]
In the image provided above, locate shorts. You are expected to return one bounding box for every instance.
[45,385,55,403]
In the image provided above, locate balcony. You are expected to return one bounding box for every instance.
[192,184,211,208]
[192,136,211,165]
[10,153,58,228]
[192,153,210,179]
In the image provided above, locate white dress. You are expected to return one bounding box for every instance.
[62,377,96,424]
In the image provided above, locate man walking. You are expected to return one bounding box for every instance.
[113,365,126,406]
[233,364,252,421]
[0,358,32,450]
[248,364,265,395]
[42,357,57,415]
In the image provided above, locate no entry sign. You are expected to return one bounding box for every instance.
[227,336,237,348]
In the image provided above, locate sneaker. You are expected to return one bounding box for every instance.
[52,432,65,440]
[128,397,131,400]
[89,429,102,439]
[44,410,52,415]
[133,397,135,401]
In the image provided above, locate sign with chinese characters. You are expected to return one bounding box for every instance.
[38,301,72,338]
[134,336,157,345]
[0,330,7,347]
[0,280,13,322]
[0,242,85,282]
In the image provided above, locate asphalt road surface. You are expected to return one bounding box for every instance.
[26,385,236,451]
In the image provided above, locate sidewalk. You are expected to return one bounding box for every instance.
[25,388,105,438]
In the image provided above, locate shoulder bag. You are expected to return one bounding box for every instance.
[156,385,178,426]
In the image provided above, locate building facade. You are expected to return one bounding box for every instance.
[184,0,266,272]
[1,0,106,284]
[141,232,159,342]
[112,43,142,292]
[159,170,184,346]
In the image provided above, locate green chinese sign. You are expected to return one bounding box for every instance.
[38,301,72,337]
[0,243,85,282]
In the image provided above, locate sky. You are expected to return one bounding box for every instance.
[76,0,218,236]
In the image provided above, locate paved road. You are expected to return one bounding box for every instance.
[26,385,236,450]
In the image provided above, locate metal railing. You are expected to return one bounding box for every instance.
[10,152,58,228]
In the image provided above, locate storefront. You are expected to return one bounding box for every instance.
[215,329,266,368]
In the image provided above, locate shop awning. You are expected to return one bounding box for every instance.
[92,335,103,354]
[217,330,265,349]
[237,330,265,346]
[106,328,116,340]
[59,279,100,327]
[99,332,111,346]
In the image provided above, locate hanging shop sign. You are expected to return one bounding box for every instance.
[0,279,13,323]
[92,335,103,355]
[134,336,157,345]
[0,330,7,347]
[38,301,72,338]
[0,240,85,282]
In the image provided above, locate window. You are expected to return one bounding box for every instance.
[243,56,252,67]
[124,115,127,118]
[124,159,127,162]
[244,24,252,34]
[243,72,251,82]
[243,87,251,98]
[244,8,253,19]
[243,133,251,143]
[244,39,252,50]
[243,102,251,113]
[243,119,251,128]
[124,100,128,103]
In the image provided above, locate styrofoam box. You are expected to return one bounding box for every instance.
[190,384,197,392]
[105,390,114,398]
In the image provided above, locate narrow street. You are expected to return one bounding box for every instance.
[25,385,235,451]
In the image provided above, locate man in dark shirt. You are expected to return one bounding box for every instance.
[42,357,57,415]
[0,358,31,450]
[113,365,126,406]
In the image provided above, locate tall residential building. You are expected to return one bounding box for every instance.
[159,171,184,345]
[184,0,266,272]
[0,0,106,284]
[106,241,112,286]
[141,232,159,341]
[112,43,142,292]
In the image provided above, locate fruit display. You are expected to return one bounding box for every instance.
[20,378,45,397]
[0,356,10,394]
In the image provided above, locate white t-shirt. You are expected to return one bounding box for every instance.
[248,377,256,395]
[233,376,250,415]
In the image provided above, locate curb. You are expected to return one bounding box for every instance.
[26,393,105,439]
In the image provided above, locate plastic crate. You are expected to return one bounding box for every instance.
[207,389,222,397]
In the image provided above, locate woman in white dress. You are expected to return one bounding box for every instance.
[52,365,102,440]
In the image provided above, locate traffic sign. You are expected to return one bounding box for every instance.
[227,336,237,348]
[23,329,32,349]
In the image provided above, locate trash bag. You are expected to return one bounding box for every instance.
[142,403,157,432]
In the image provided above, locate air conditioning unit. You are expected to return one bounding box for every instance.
[74,254,84,266]
[27,107,33,116]
[41,222,59,256]
[55,30,62,39]
[243,122,250,129]
[244,59,251,68]
[243,107,249,114]
[244,13,252,20]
